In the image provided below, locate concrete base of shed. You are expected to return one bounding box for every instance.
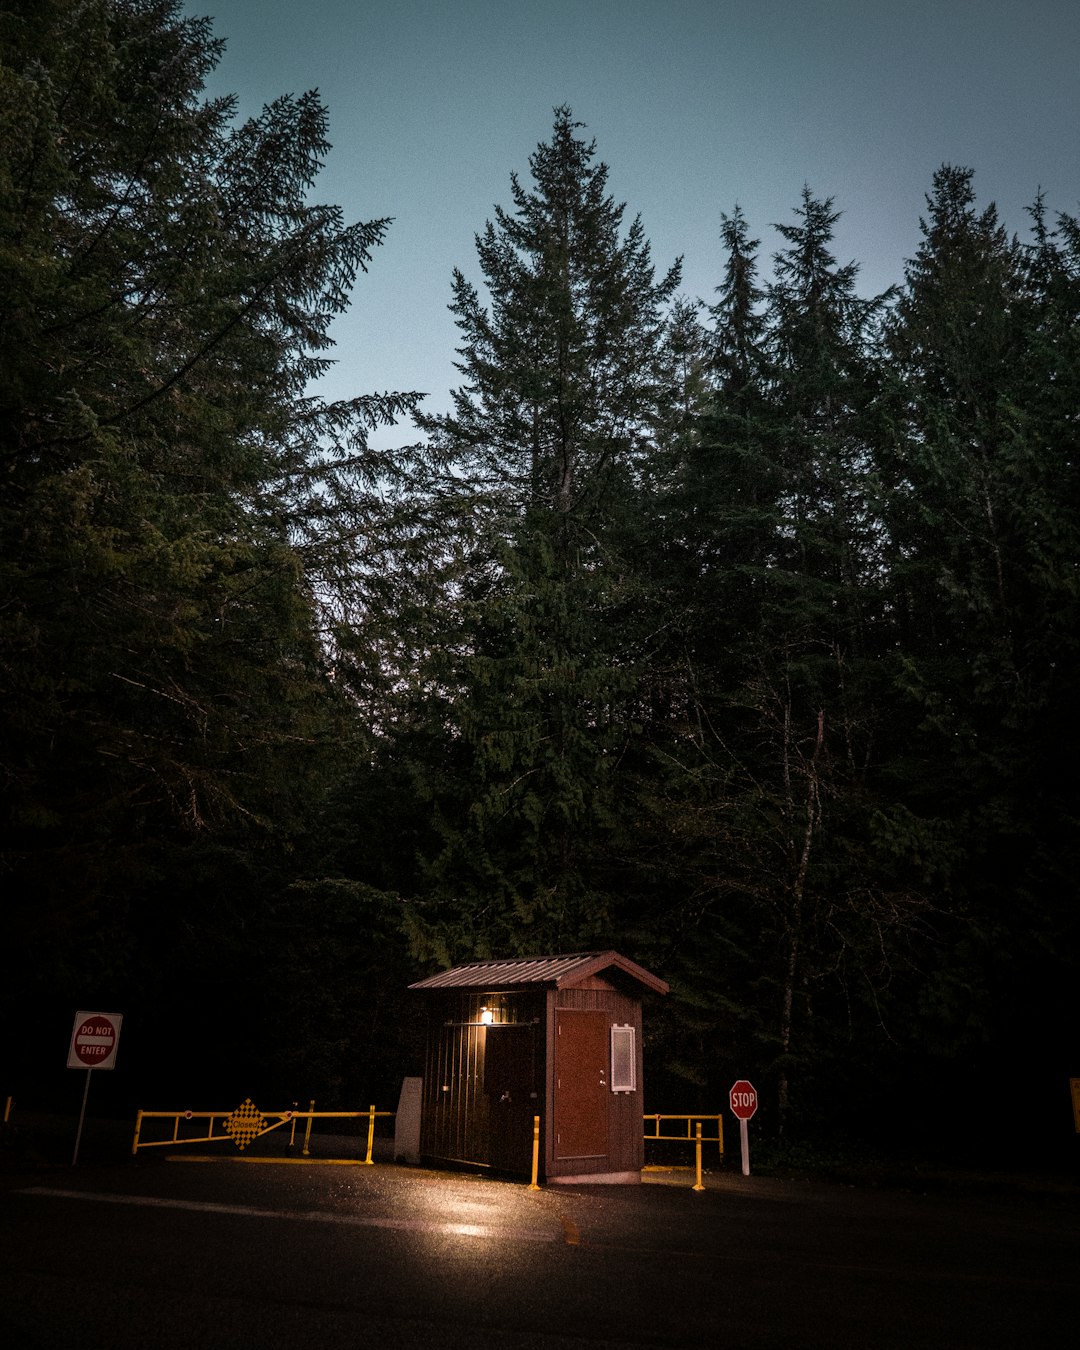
[547,1170,642,1185]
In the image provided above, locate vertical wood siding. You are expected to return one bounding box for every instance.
[417,970,655,1181]
[420,990,543,1172]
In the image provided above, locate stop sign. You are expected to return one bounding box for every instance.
[729,1079,758,1120]
[67,1011,122,1071]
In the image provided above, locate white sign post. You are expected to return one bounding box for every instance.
[67,1011,122,1165]
[728,1079,758,1176]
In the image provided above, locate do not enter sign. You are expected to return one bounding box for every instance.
[66,1010,123,1165]
[729,1079,758,1120]
[67,1011,122,1071]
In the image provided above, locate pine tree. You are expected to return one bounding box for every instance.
[401,107,681,960]
[642,194,929,1128]
[882,167,1035,880]
[0,0,418,1035]
[881,167,1080,1098]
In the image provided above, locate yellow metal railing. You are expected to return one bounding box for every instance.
[130,1102,722,1187]
[131,1101,393,1163]
[643,1113,724,1191]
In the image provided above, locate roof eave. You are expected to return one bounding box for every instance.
[558,950,669,995]
[408,950,668,996]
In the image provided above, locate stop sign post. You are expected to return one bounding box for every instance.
[67,1011,123,1165]
[729,1079,758,1176]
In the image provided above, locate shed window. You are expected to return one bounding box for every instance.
[610,1024,636,1093]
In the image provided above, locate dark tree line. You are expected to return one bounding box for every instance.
[3,3,1077,1153]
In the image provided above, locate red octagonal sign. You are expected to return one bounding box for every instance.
[729,1079,758,1120]
[67,1011,122,1071]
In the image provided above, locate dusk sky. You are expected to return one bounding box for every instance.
[190,0,1080,440]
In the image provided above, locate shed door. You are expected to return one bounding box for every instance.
[485,1024,536,1174]
[554,1010,609,1159]
[427,1024,489,1166]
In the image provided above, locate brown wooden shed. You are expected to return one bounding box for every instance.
[409,951,668,1184]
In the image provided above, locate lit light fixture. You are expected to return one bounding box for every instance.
[480,1006,494,1025]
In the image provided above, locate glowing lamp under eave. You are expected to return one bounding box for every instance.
[480,1007,494,1025]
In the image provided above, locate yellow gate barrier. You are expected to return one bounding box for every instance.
[643,1113,724,1191]
[131,1099,393,1163]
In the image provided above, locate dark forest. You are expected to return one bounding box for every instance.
[3,0,1077,1164]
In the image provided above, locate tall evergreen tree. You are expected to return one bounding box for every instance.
[0,0,418,1066]
[399,108,681,961]
[641,194,930,1128]
[881,167,1080,1102]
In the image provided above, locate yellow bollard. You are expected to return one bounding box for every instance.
[692,1120,705,1191]
[289,1102,298,1151]
[131,1109,143,1157]
[363,1104,376,1164]
[3,1096,13,1125]
[528,1114,542,1190]
[302,1099,315,1157]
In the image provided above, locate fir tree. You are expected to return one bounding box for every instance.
[881,167,1080,1090]
[402,107,681,959]
[644,194,926,1127]
[0,0,418,1048]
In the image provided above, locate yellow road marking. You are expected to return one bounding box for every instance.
[164,1155,367,1165]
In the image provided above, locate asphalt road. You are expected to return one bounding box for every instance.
[1,1150,1077,1348]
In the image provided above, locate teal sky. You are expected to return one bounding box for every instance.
[189,0,1080,438]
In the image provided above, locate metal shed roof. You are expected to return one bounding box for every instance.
[408,950,668,995]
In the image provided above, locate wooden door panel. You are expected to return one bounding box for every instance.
[554,1010,608,1159]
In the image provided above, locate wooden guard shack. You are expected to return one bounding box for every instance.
[409,952,668,1184]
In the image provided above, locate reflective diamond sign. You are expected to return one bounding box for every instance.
[224,1098,266,1150]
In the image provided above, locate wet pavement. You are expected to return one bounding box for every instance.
[1,1122,1078,1348]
